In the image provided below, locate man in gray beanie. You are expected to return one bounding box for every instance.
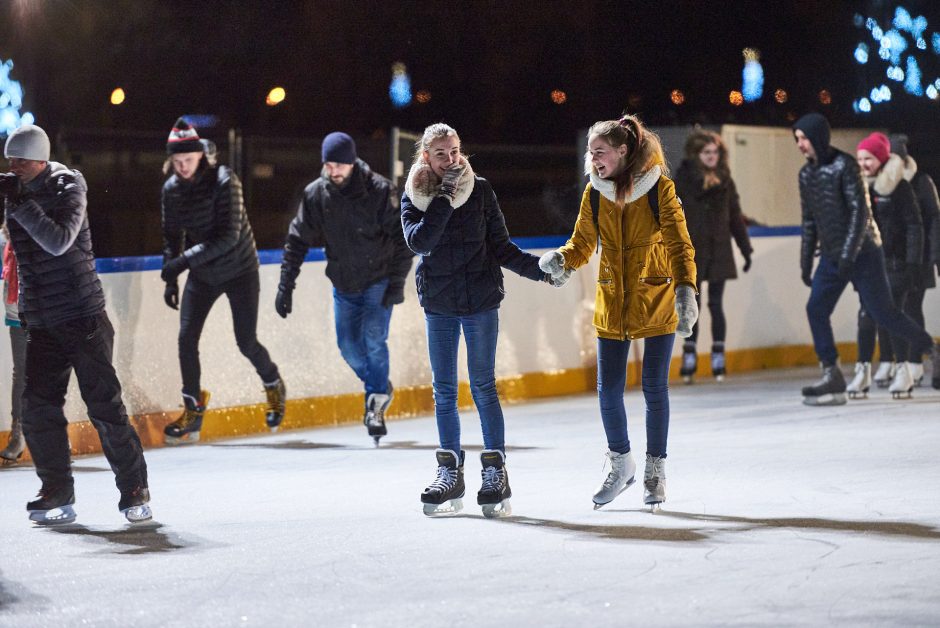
[276,132,413,446]
[1,124,151,524]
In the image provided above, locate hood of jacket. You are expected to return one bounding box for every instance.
[404,155,475,211]
[589,165,662,204]
[793,113,833,165]
[899,155,918,182]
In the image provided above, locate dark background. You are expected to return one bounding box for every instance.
[2,0,939,256]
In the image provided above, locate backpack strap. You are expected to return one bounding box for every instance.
[646,179,660,224]
[589,186,600,252]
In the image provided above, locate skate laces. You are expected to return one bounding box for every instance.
[429,465,457,492]
[365,410,384,428]
[480,466,504,492]
[600,452,625,489]
[264,384,284,411]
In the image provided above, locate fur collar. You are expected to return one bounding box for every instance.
[871,154,905,196]
[404,156,475,211]
[589,166,662,204]
[900,155,918,182]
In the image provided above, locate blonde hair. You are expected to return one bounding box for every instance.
[584,115,666,203]
[412,123,461,167]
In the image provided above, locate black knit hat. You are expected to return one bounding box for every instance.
[321,132,357,164]
[166,117,204,154]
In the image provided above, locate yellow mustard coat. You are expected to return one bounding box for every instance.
[558,169,697,341]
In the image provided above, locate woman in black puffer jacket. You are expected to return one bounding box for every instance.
[673,129,753,384]
[401,123,552,519]
[159,118,285,444]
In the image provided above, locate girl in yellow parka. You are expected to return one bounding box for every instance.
[539,115,698,511]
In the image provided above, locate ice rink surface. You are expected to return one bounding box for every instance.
[1,367,939,627]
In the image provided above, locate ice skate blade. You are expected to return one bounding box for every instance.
[847,390,868,399]
[164,432,200,446]
[592,477,636,509]
[802,393,847,406]
[714,374,725,382]
[682,375,693,385]
[372,436,382,448]
[646,502,663,513]
[481,499,512,519]
[268,426,279,433]
[422,498,463,517]
[122,504,153,523]
[891,390,912,400]
[29,505,77,526]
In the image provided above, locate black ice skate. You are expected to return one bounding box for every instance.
[801,362,847,406]
[477,449,512,518]
[421,449,465,517]
[27,484,76,525]
[364,383,393,446]
[119,486,153,524]
[164,390,210,445]
[680,341,697,384]
[264,379,287,432]
[711,342,726,382]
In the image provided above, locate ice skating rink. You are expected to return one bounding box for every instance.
[1,367,939,627]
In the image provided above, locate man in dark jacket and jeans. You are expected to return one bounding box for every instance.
[1,124,150,524]
[792,113,939,405]
[276,132,412,445]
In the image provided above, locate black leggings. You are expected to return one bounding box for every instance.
[179,269,280,398]
[857,272,911,363]
[690,279,726,345]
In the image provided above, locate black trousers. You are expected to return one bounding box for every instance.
[179,269,280,398]
[22,311,148,493]
[690,279,727,345]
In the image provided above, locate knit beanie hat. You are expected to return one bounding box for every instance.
[889,133,909,161]
[4,124,51,161]
[856,132,890,165]
[321,132,356,164]
[792,113,831,160]
[166,117,204,154]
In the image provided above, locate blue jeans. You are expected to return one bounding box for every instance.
[597,333,675,458]
[807,249,932,366]
[425,308,503,453]
[333,278,392,398]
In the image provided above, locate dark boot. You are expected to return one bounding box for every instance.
[119,486,152,523]
[801,362,847,406]
[27,484,77,525]
[164,390,210,445]
[421,448,465,516]
[477,449,512,518]
[264,379,287,431]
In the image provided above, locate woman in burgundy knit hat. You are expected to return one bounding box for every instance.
[849,132,925,399]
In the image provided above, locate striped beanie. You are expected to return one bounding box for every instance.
[166,117,204,154]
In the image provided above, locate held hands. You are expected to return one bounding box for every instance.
[674,283,699,339]
[161,255,189,283]
[437,163,466,202]
[538,250,566,277]
[275,285,293,319]
[163,282,179,310]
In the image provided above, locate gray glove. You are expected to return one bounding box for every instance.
[549,268,573,288]
[438,163,466,202]
[675,283,699,339]
[538,250,566,277]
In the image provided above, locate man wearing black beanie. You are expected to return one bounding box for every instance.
[792,113,940,404]
[277,132,413,445]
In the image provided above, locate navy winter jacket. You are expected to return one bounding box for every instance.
[401,176,546,316]
[5,162,106,328]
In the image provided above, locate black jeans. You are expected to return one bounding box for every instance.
[690,279,726,344]
[22,311,148,493]
[857,271,912,363]
[179,269,280,398]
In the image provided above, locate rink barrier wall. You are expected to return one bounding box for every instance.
[2,231,938,461]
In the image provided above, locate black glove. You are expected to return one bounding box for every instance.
[275,285,293,318]
[837,258,853,281]
[382,285,405,308]
[742,251,752,273]
[801,266,812,288]
[161,255,189,283]
[0,173,23,200]
[163,282,179,310]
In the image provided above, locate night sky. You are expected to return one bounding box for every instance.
[3,0,938,144]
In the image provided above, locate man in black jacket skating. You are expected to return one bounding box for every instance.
[792,113,939,405]
[276,132,412,445]
[1,124,150,524]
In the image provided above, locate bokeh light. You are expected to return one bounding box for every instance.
[670,89,685,105]
[416,90,431,104]
[729,90,744,106]
[389,62,412,108]
[774,88,788,104]
[110,87,125,105]
[551,89,567,105]
[266,86,286,106]
[818,89,832,105]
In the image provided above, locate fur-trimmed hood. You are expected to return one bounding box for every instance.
[899,155,918,183]
[867,153,906,196]
[404,156,476,211]
[589,166,662,204]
